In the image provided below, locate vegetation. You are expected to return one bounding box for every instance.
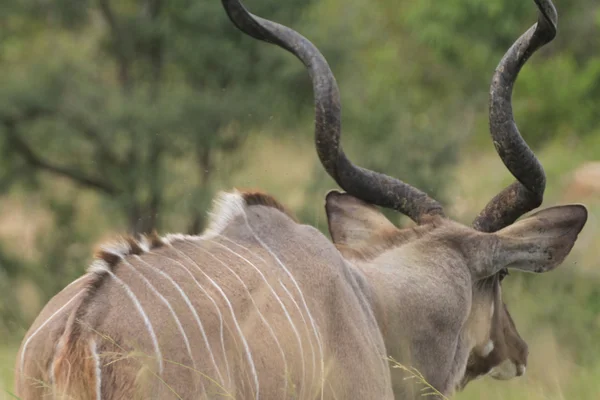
[1,0,599,398]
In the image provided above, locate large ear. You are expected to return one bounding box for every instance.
[492,205,587,274]
[325,191,398,249]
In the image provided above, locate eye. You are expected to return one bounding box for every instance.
[498,269,509,282]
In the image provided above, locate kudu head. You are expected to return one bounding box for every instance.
[223,0,587,390]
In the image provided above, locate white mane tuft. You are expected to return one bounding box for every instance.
[201,190,247,239]
[88,259,111,275]
[98,238,131,258]
[162,233,200,245]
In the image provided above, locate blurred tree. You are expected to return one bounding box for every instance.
[0,244,26,336]
[296,0,469,229]
[403,0,600,146]
[1,0,599,340]
[0,0,314,235]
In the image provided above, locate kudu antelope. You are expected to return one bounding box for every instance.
[15,0,587,399]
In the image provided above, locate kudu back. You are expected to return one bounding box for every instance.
[15,0,587,399]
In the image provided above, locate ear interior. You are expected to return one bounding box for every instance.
[325,191,398,248]
[493,204,587,274]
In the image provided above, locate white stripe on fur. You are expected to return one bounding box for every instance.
[135,255,227,387]
[90,338,102,400]
[242,213,325,400]
[192,240,290,398]
[108,271,164,374]
[201,191,246,239]
[215,236,307,398]
[122,259,197,372]
[169,244,260,400]
[20,290,85,375]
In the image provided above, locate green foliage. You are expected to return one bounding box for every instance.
[0,0,318,337]
[405,0,600,147]
[516,56,600,144]
[0,0,315,236]
[1,1,600,397]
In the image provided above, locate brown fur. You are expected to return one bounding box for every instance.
[52,334,96,400]
[334,225,436,261]
[125,237,144,255]
[240,189,298,221]
[325,191,585,395]
[147,230,166,249]
[326,191,440,260]
[15,191,586,400]
[94,250,121,268]
[94,234,165,265]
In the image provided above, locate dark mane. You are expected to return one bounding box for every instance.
[93,231,166,267]
[60,232,169,347]
[240,190,298,221]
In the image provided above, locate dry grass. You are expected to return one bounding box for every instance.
[1,345,19,400]
[387,357,450,399]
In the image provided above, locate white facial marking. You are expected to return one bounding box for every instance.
[489,359,518,380]
[482,340,495,357]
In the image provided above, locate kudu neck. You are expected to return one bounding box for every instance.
[346,242,473,362]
